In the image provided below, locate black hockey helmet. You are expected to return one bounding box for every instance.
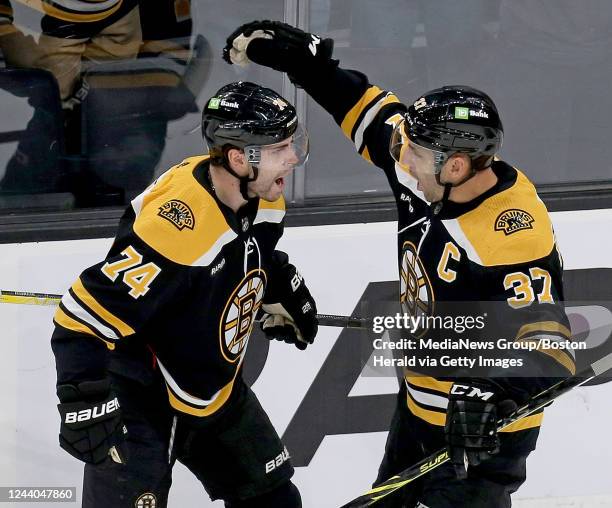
[391,85,503,173]
[202,81,299,164]
[201,81,307,200]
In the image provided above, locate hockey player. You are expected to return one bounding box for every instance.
[224,22,576,507]
[51,81,317,508]
[2,0,141,106]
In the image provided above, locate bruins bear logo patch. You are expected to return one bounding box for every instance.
[400,241,434,337]
[158,199,195,231]
[219,269,266,363]
[135,493,157,508]
[495,209,534,235]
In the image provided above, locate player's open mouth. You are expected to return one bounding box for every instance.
[275,177,284,186]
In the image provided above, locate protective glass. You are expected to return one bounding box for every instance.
[245,124,309,168]
[389,118,447,174]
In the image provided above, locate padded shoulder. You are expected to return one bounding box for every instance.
[442,170,555,266]
[131,156,236,266]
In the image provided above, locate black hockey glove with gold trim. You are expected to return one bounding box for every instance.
[223,20,335,82]
[445,379,517,479]
[57,379,128,464]
[261,251,318,350]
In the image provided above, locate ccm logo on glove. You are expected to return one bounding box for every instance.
[450,384,494,401]
[64,398,120,424]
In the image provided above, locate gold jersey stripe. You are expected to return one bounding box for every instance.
[500,412,543,432]
[0,5,12,15]
[166,377,235,417]
[340,86,385,141]
[356,93,400,153]
[362,146,372,163]
[23,0,123,22]
[517,338,576,375]
[53,307,115,351]
[450,170,555,266]
[407,392,544,431]
[407,393,446,426]
[72,278,135,337]
[0,25,16,35]
[258,195,286,211]
[140,39,191,59]
[517,321,571,341]
[86,72,181,89]
[406,375,453,394]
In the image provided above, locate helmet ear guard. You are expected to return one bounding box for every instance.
[244,146,261,165]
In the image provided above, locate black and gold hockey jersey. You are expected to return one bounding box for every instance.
[51,155,286,417]
[0,0,14,36]
[294,67,574,436]
[3,0,138,39]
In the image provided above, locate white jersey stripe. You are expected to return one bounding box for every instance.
[49,0,120,13]
[406,381,449,410]
[157,359,221,407]
[131,169,173,218]
[354,93,393,152]
[393,165,427,203]
[441,218,484,265]
[520,334,577,360]
[253,208,285,225]
[192,228,238,267]
[61,292,120,341]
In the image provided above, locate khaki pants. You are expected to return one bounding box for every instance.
[30,5,142,104]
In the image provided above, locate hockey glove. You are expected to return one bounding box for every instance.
[57,379,128,465]
[445,379,517,479]
[223,20,335,81]
[261,251,318,350]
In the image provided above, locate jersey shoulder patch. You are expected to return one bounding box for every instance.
[131,156,236,266]
[443,170,554,266]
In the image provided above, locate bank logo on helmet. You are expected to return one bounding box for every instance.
[495,209,535,235]
[454,106,489,120]
[158,199,195,231]
[400,241,435,337]
[220,269,266,363]
[454,106,469,119]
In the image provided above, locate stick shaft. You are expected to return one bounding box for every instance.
[341,351,612,507]
[0,290,62,306]
[0,290,369,329]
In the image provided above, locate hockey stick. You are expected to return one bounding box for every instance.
[0,290,370,329]
[0,290,63,307]
[340,350,612,507]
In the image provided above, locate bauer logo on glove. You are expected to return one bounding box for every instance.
[57,379,128,465]
[261,251,318,349]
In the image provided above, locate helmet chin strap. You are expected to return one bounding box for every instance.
[238,165,259,201]
[221,148,259,201]
[431,157,478,215]
[432,182,452,216]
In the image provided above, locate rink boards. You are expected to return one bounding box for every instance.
[1,208,611,507]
